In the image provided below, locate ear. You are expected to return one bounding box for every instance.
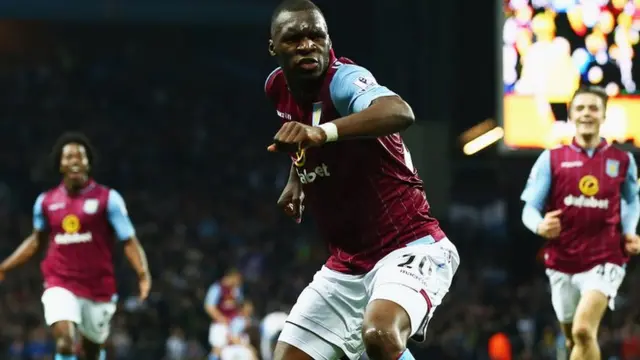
[268,40,276,56]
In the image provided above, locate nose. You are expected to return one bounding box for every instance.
[296,38,316,53]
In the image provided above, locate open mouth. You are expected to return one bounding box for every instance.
[578,118,597,125]
[68,166,85,178]
[297,58,319,70]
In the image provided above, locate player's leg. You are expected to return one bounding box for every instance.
[81,336,106,360]
[274,267,361,360]
[559,323,574,356]
[41,287,82,359]
[569,290,607,360]
[209,323,230,360]
[570,263,625,360]
[545,268,581,358]
[274,324,344,360]
[76,298,117,360]
[51,321,78,358]
[362,299,411,359]
[363,237,459,360]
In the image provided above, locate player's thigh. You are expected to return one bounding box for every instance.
[545,268,580,324]
[574,263,626,310]
[209,323,230,348]
[281,267,364,359]
[276,323,343,360]
[261,330,281,360]
[367,237,460,341]
[573,290,608,333]
[572,263,625,329]
[76,298,117,344]
[42,287,82,328]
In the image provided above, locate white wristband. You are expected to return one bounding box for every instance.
[318,122,339,143]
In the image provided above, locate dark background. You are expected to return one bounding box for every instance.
[0,1,638,359]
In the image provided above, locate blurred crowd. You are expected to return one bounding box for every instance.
[0,23,639,360]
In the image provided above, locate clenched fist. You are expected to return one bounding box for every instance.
[624,233,640,255]
[268,122,327,153]
[537,209,562,239]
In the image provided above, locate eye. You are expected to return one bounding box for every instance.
[310,32,325,41]
[281,33,301,43]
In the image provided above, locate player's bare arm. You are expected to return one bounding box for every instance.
[622,196,640,255]
[107,187,151,300]
[327,95,414,139]
[268,97,414,151]
[0,230,46,280]
[277,164,305,223]
[122,236,151,300]
[0,190,49,280]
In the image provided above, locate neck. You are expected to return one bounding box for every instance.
[284,72,324,103]
[63,177,89,194]
[575,134,600,149]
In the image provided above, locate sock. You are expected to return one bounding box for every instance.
[99,349,107,360]
[397,349,415,360]
[55,355,77,360]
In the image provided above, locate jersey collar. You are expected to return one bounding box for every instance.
[569,137,609,153]
[59,178,96,195]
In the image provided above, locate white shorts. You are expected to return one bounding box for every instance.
[41,287,117,344]
[279,237,459,360]
[261,312,288,360]
[209,323,230,348]
[221,344,255,360]
[546,262,626,323]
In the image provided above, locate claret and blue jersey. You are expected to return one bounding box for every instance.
[34,188,135,241]
[33,181,136,301]
[265,56,445,274]
[520,141,640,273]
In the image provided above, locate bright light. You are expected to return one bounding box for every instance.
[588,66,604,83]
[463,127,505,155]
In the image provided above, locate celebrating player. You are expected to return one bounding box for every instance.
[0,132,151,360]
[521,86,640,360]
[264,1,459,359]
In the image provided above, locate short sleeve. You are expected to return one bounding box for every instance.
[329,64,397,117]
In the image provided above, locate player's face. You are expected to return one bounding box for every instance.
[243,303,254,316]
[231,273,243,286]
[270,10,331,80]
[569,93,606,137]
[60,143,89,185]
